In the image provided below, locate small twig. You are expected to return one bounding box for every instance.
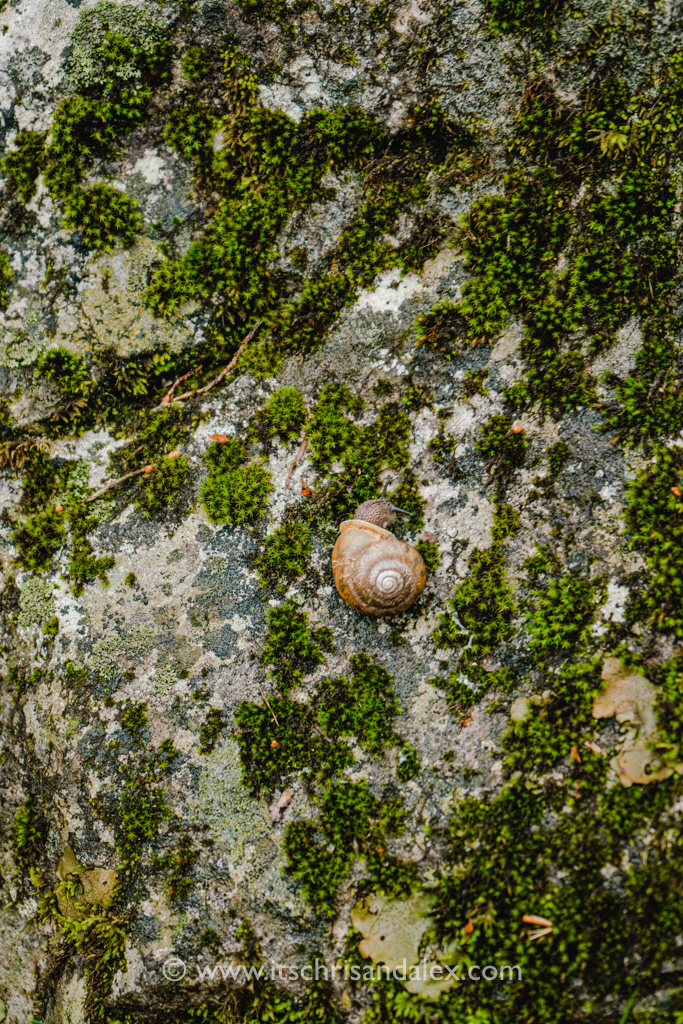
[86,465,153,502]
[258,683,279,725]
[164,320,263,405]
[284,435,308,490]
[161,365,203,405]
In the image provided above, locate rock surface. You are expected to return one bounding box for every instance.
[2,1,683,1022]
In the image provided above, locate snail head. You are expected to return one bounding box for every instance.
[353,497,412,530]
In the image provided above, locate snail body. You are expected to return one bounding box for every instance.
[331,498,426,616]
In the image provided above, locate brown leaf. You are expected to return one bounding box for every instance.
[270,788,293,823]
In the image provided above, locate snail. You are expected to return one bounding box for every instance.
[331,493,426,616]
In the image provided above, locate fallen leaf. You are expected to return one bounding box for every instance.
[270,787,293,823]
[593,657,683,786]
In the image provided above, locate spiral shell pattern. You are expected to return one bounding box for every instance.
[331,520,426,616]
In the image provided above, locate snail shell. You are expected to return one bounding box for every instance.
[331,499,426,616]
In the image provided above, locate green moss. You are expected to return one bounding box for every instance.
[0,250,12,311]
[199,709,225,754]
[120,700,149,738]
[475,414,528,478]
[11,798,47,866]
[180,45,213,81]
[486,0,568,35]
[34,2,172,250]
[434,544,515,657]
[254,521,312,593]
[43,615,60,637]
[2,129,46,203]
[137,455,191,516]
[525,574,599,657]
[62,184,142,250]
[396,743,420,782]
[66,503,116,596]
[415,538,440,572]
[164,96,217,163]
[624,446,683,636]
[546,439,571,477]
[316,653,401,755]
[463,368,489,397]
[262,599,333,690]
[124,572,137,587]
[151,834,199,901]
[11,508,66,572]
[306,383,363,470]
[523,542,562,580]
[491,500,521,542]
[200,439,272,526]
[235,695,353,797]
[284,782,417,918]
[257,387,306,441]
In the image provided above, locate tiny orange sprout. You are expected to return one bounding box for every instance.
[209,434,229,444]
[54,505,64,513]
[511,424,525,434]
[672,486,682,498]
[167,450,182,459]
[270,739,279,749]
[464,919,474,934]
[143,464,154,474]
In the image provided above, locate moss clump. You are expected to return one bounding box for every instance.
[137,455,191,516]
[434,544,515,657]
[0,251,12,311]
[199,709,226,754]
[262,599,333,690]
[11,508,66,572]
[124,572,137,587]
[546,439,571,477]
[254,521,312,593]
[396,743,420,781]
[181,45,213,81]
[306,383,363,470]
[200,439,272,526]
[62,184,142,250]
[525,575,599,657]
[486,0,568,35]
[120,701,149,738]
[475,415,528,477]
[316,653,401,755]
[284,782,417,917]
[234,695,353,796]
[66,2,170,92]
[34,2,172,249]
[257,387,306,441]
[2,129,46,202]
[625,446,683,636]
[415,538,440,572]
[66,504,116,596]
[11,798,47,866]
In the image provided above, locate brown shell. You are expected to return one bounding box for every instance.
[331,520,426,616]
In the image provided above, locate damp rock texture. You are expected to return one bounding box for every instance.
[3,0,683,1022]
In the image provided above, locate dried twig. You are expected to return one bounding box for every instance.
[163,320,263,406]
[86,465,154,502]
[258,682,279,725]
[284,435,308,490]
[161,365,203,405]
